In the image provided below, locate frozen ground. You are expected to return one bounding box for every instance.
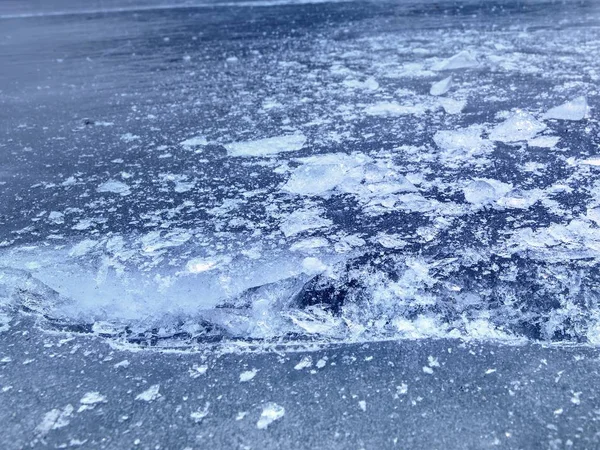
[1,0,600,447]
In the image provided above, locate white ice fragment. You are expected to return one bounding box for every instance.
[294,356,313,370]
[543,96,590,121]
[302,257,328,275]
[358,400,367,412]
[430,76,452,96]
[120,133,139,142]
[257,403,285,429]
[422,366,434,374]
[527,136,560,148]
[343,77,379,91]
[488,111,546,143]
[186,255,231,273]
[224,133,306,157]
[80,392,107,405]
[375,233,406,249]
[580,156,600,167]
[316,358,327,369]
[433,127,492,162]
[364,102,427,116]
[69,239,98,257]
[485,368,497,375]
[180,135,208,148]
[189,364,208,378]
[36,405,74,435]
[114,360,130,369]
[97,180,131,196]
[463,179,512,205]
[290,237,329,252]
[190,403,210,422]
[438,98,466,115]
[48,211,64,224]
[279,209,332,237]
[135,384,161,402]
[239,369,258,382]
[432,50,479,71]
[587,207,600,226]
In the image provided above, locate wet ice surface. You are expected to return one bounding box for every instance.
[1,0,600,352]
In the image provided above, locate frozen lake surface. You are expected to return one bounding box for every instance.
[1,0,600,447]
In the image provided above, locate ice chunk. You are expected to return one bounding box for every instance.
[224,133,306,157]
[364,101,427,116]
[488,111,546,143]
[180,135,208,148]
[135,384,161,402]
[282,153,366,196]
[463,179,512,205]
[97,180,131,196]
[438,98,465,114]
[279,208,332,237]
[430,76,452,96]
[36,405,74,435]
[580,156,600,167]
[433,127,492,161]
[543,96,590,121]
[432,50,479,71]
[239,369,258,382]
[290,237,329,252]
[302,256,328,274]
[343,77,379,91]
[528,136,560,148]
[256,403,285,429]
[80,392,107,405]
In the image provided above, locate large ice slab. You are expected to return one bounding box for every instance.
[543,96,590,121]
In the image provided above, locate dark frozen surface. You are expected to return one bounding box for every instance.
[2,0,600,447]
[2,317,600,450]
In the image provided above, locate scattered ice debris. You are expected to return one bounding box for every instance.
[135,384,161,402]
[180,135,208,148]
[239,369,258,382]
[430,76,452,96]
[256,403,285,429]
[543,96,590,121]
[432,50,479,71]
[358,400,367,412]
[97,180,131,196]
[488,111,546,143]
[36,405,74,435]
[294,356,313,370]
[462,179,512,205]
[224,133,306,157]
[190,403,210,423]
